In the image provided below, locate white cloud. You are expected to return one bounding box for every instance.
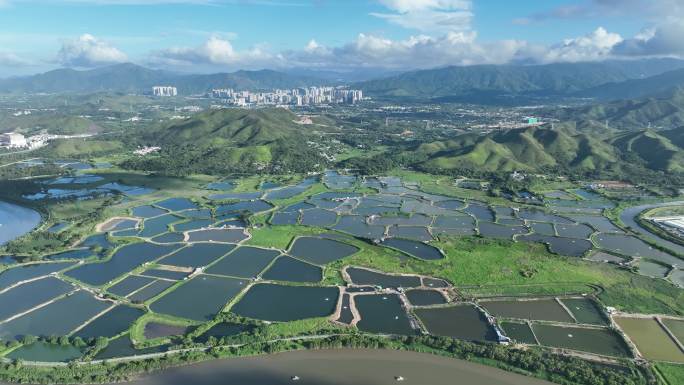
[378,0,471,12]
[543,27,623,63]
[612,21,684,57]
[57,34,128,67]
[149,36,273,67]
[144,27,640,72]
[372,0,473,33]
[280,32,529,70]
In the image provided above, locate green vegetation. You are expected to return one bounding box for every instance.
[247,225,324,250]
[573,86,684,128]
[39,139,124,158]
[412,124,684,178]
[120,108,331,175]
[0,114,100,136]
[655,363,684,385]
[2,84,684,385]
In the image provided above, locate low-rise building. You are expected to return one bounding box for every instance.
[0,132,28,148]
[152,86,178,97]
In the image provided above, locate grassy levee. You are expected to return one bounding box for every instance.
[262,317,348,339]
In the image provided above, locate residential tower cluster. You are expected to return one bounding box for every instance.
[210,86,364,106]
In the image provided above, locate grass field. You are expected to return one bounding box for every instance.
[656,363,684,385]
[246,225,326,250]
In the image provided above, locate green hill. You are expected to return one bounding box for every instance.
[0,114,101,135]
[570,87,684,130]
[147,108,303,147]
[413,125,678,175]
[122,108,327,175]
[610,130,684,173]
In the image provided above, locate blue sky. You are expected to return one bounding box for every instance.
[0,0,682,75]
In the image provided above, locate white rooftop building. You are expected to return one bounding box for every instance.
[0,132,28,148]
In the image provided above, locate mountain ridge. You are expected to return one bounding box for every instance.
[0,63,327,94]
[356,59,684,100]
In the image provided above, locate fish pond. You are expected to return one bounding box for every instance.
[231,284,338,322]
[355,294,416,335]
[151,275,247,321]
[415,305,498,342]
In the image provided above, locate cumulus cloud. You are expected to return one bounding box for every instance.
[612,21,684,57]
[57,34,128,67]
[280,32,530,70]
[144,26,639,72]
[148,36,273,67]
[543,27,623,63]
[372,0,473,33]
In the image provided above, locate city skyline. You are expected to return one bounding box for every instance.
[0,0,683,76]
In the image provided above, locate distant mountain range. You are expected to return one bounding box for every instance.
[3,59,684,100]
[0,63,326,94]
[356,59,684,101]
[577,68,684,101]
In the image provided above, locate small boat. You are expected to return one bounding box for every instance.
[291,375,301,381]
[395,376,405,381]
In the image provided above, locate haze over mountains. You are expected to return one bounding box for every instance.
[357,59,684,101]
[0,64,323,94]
[3,59,684,103]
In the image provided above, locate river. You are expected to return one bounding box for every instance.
[620,201,684,258]
[0,201,41,246]
[120,349,553,385]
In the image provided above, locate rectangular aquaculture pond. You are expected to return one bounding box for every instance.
[355,294,416,336]
[65,243,181,286]
[150,275,247,321]
[231,284,338,322]
[615,317,684,363]
[532,324,632,358]
[481,299,575,323]
[415,305,498,342]
[0,291,111,340]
